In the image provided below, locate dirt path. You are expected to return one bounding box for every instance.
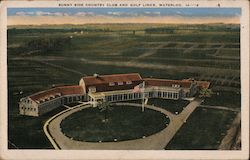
[80,58,239,75]
[199,105,239,112]
[214,44,226,56]
[218,112,241,150]
[141,42,240,45]
[129,43,168,62]
[184,44,199,53]
[10,56,84,76]
[35,60,83,75]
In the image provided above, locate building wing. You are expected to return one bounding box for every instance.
[80,73,143,93]
[144,78,193,88]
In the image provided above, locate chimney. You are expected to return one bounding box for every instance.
[93,73,100,78]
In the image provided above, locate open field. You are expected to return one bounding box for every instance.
[7,23,241,149]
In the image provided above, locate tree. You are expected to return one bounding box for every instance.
[199,88,213,98]
[98,101,113,123]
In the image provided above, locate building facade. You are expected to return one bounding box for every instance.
[19,73,210,116]
[19,86,85,116]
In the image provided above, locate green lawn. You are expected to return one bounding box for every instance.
[8,106,65,149]
[147,98,190,114]
[61,105,169,142]
[202,91,241,108]
[165,108,237,150]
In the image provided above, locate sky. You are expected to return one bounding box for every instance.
[7,8,241,25]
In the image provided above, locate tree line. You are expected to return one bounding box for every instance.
[24,37,72,52]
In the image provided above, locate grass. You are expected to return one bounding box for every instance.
[202,91,241,108]
[138,57,240,69]
[8,106,66,149]
[7,23,241,149]
[218,49,240,57]
[165,108,237,150]
[147,98,190,114]
[61,105,169,142]
[7,59,79,149]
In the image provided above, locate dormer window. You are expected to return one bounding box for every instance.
[88,86,96,93]
[126,81,132,84]
[172,84,180,88]
[118,82,123,85]
[109,82,115,86]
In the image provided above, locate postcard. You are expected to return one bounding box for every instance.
[0,0,249,159]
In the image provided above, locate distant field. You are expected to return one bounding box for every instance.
[7,23,241,149]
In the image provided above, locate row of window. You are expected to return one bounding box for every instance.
[105,93,139,102]
[104,91,179,102]
[109,81,132,86]
[158,92,179,99]
[172,84,181,88]
[21,107,36,112]
[63,96,84,104]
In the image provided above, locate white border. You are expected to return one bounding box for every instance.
[0,0,249,160]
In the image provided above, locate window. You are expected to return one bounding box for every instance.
[169,92,173,98]
[134,93,140,99]
[118,94,122,100]
[88,86,96,93]
[129,93,133,99]
[64,98,67,104]
[106,96,112,102]
[69,97,72,102]
[174,93,178,99]
[163,92,167,97]
[109,82,115,86]
[118,82,123,85]
[126,81,132,85]
[149,92,153,98]
[113,95,118,101]
[158,92,162,97]
[138,93,142,98]
[172,84,180,88]
[124,94,128,100]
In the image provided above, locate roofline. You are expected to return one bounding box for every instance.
[81,73,142,79]
[29,85,81,98]
[143,78,192,82]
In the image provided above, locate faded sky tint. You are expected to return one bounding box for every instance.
[8,8,241,25]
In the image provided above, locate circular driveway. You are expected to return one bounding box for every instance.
[46,99,202,149]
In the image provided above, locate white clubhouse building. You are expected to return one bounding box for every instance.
[19,73,210,116]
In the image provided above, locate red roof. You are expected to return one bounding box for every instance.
[196,81,210,89]
[81,73,142,86]
[29,85,84,101]
[81,73,143,92]
[144,78,193,88]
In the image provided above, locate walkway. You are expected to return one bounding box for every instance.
[45,99,202,150]
[218,112,241,149]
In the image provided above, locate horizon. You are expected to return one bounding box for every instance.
[8,8,241,26]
